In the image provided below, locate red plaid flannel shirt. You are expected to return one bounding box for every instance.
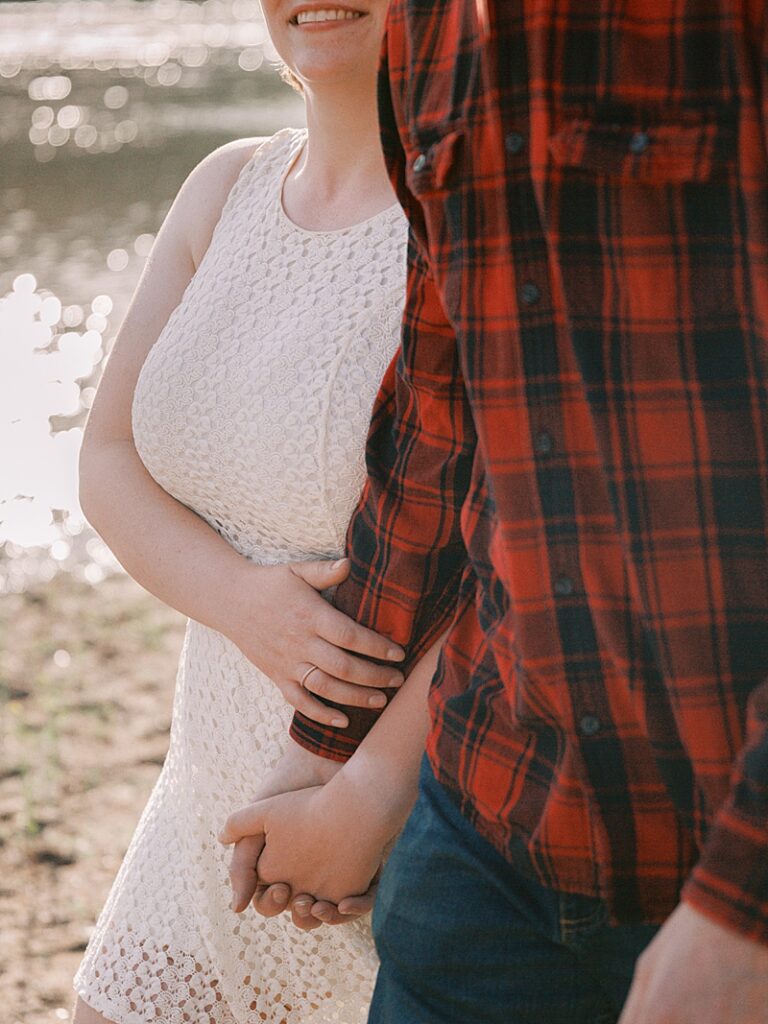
[291,0,768,942]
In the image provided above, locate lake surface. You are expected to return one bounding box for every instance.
[0,0,304,591]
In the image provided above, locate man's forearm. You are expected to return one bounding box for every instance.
[290,247,475,761]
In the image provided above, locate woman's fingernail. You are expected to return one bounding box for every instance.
[368,693,387,708]
[389,674,404,687]
[332,558,347,570]
[331,717,347,727]
[387,646,405,660]
[294,901,312,917]
[273,886,290,906]
[231,893,243,912]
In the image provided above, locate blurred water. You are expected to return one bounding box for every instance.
[0,0,305,591]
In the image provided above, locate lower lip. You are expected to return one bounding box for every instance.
[291,14,367,29]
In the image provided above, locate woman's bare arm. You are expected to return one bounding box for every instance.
[79,138,404,729]
[222,631,448,917]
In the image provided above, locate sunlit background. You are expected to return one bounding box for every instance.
[0,0,304,592]
[0,6,304,1020]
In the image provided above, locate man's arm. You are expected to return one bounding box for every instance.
[671,3,768,950]
[289,31,476,761]
[290,235,474,760]
[679,677,768,942]
[222,630,452,913]
[618,666,768,1024]
[618,684,768,1023]
[618,12,768,1019]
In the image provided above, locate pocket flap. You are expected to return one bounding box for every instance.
[405,128,467,198]
[548,118,734,183]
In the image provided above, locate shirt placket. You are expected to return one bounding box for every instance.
[499,66,608,752]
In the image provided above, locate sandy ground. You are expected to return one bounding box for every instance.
[0,573,186,1024]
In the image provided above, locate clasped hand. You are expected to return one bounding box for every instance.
[218,779,386,931]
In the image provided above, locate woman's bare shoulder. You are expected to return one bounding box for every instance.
[181,136,272,269]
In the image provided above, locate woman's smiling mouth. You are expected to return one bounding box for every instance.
[290,8,366,25]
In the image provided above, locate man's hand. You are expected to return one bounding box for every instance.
[619,902,768,1023]
[292,889,379,930]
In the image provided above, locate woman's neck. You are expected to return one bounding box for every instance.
[281,76,396,230]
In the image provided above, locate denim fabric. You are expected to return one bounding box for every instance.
[369,756,659,1024]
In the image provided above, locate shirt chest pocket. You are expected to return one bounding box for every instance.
[547,116,736,184]
[404,115,736,203]
[546,114,741,328]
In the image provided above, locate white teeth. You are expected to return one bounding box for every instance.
[295,8,363,24]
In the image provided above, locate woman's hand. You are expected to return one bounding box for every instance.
[220,776,394,915]
[220,754,412,924]
[221,632,444,929]
[223,740,345,919]
[223,557,405,727]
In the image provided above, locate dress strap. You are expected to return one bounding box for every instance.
[214,128,306,230]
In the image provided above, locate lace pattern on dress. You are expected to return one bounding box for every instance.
[73,128,407,1023]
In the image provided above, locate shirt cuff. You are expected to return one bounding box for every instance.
[289,697,396,763]
[681,805,768,945]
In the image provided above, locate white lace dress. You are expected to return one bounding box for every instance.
[73,127,407,1024]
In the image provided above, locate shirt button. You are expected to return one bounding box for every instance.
[629,131,650,155]
[413,152,428,173]
[534,431,554,455]
[579,715,601,737]
[520,282,541,305]
[554,575,575,597]
[505,131,525,155]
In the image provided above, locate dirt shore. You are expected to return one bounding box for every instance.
[0,572,186,1024]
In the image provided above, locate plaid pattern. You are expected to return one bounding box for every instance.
[291,0,768,940]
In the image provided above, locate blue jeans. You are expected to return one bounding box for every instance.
[369,756,659,1024]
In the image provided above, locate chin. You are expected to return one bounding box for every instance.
[292,57,377,87]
